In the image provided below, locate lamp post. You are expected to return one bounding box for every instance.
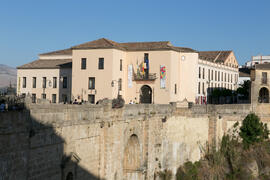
[111,79,121,98]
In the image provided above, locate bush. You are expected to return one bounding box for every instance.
[176,161,200,180]
[112,96,125,108]
[240,113,269,148]
[156,169,173,180]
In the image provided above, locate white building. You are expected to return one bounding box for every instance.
[197,51,239,104]
[245,55,270,67]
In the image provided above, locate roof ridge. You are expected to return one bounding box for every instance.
[101,38,117,46]
[199,50,232,52]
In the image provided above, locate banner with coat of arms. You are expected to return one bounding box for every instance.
[160,65,166,88]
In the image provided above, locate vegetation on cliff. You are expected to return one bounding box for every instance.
[158,113,270,180]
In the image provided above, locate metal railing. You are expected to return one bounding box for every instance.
[133,73,157,81]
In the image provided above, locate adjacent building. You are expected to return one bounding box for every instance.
[245,55,270,67]
[17,49,72,103]
[197,51,239,104]
[17,38,239,104]
[251,64,270,103]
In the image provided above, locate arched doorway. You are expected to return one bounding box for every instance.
[123,134,142,180]
[259,87,269,103]
[140,85,152,104]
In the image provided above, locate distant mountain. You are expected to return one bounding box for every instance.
[0,64,17,88]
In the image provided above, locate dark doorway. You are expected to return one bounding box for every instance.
[140,85,152,104]
[259,87,269,103]
[66,172,73,180]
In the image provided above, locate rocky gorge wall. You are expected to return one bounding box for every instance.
[1,102,270,180]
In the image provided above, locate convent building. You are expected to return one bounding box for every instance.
[17,38,239,104]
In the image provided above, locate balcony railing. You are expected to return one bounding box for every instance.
[133,73,157,81]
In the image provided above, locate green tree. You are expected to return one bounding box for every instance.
[237,80,250,100]
[239,113,269,148]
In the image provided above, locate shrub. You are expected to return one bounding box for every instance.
[176,161,200,180]
[112,96,125,108]
[239,113,269,148]
[156,169,173,180]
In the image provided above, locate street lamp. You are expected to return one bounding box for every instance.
[111,79,121,98]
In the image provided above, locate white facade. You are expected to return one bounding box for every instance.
[245,55,270,67]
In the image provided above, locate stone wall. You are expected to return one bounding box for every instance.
[1,103,270,180]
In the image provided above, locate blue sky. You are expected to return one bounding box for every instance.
[1,0,270,67]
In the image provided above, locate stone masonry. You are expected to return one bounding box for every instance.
[1,102,270,180]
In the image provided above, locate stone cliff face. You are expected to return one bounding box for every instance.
[1,103,270,180]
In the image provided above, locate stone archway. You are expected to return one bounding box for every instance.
[123,134,142,180]
[259,87,269,103]
[140,85,152,104]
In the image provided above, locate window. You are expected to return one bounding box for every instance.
[52,94,56,103]
[23,77,26,88]
[199,67,201,78]
[262,72,267,84]
[98,58,104,69]
[32,94,36,103]
[118,78,122,91]
[144,53,149,60]
[202,82,205,94]
[208,69,210,80]
[22,93,26,98]
[88,77,95,89]
[231,74,233,83]
[198,82,200,94]
[88,94,95,104]
[63,77,67,88]
[120,59,122,71]
[42,77,46,88]
[218,72,220,81]
[215,71,217,81]
[202,68,205,79]
[81,58,86,69]
[62,94,68,103]
[175,84,177,94]
[211,70,213,80]
[53,77,57,88]
[32,77,36,88]
[221,72,223,81]
[42,93,46,99]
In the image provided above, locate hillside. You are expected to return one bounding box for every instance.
[0,64,17,88]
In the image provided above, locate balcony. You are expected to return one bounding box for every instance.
[133,73,157,81]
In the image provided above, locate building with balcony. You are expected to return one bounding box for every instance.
[17,38,239,104]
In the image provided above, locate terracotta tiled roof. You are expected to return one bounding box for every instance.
[72,38,126,50]
[71,38,196,52]
[255,63,270,70]
[39,48,72,56]
[199,51,232,63]
[17,59,72,69]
